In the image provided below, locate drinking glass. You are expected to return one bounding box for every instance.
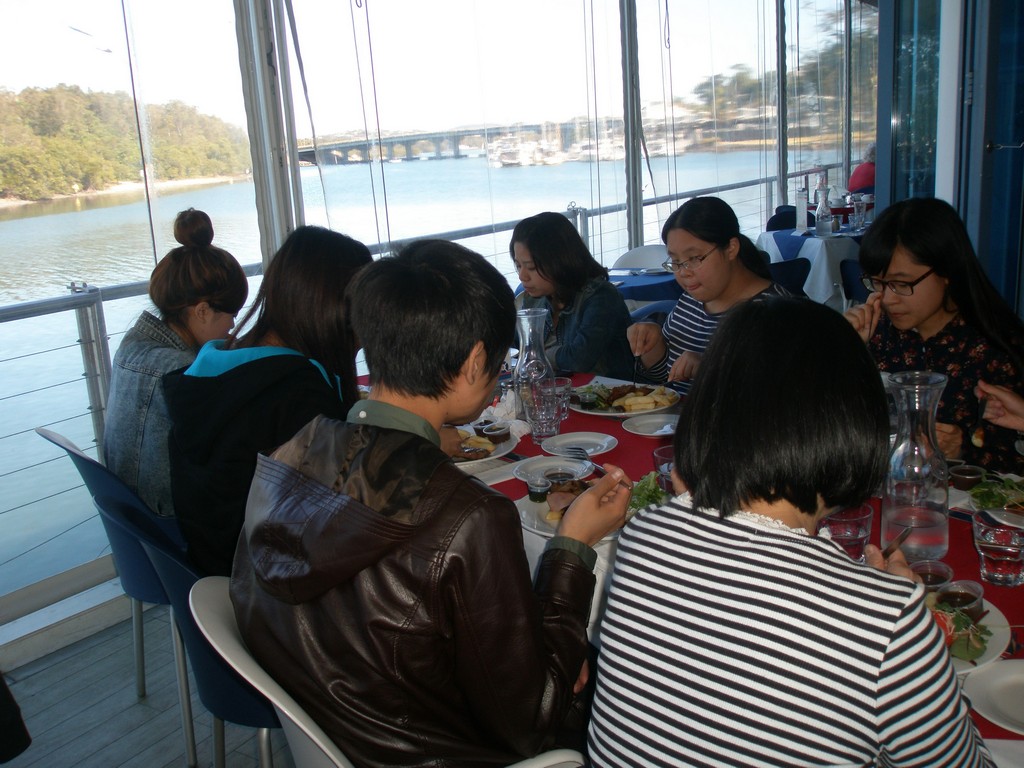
[552,376,572,420]
[972,509,1024,587]
[851,198,867,230]
[523,379,562,444]
[652,446,675,493]
[820,504,873,563]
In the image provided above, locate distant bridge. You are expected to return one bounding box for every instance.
[296,122,592,164]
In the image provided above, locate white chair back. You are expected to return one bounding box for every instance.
[189,577,585,768]
[611,243,667,269]
[189,577,356,768]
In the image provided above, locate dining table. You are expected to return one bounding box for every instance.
[460,373,1024,758]
[756,228,862,310]
[608,270,682,303]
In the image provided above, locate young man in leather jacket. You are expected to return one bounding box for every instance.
[230,239,630,767]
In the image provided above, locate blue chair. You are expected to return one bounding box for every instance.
[766,204,814,231]
[840,258,869,306]
[768,257,811,297]
[133,527,280,767]
[33,428,194,763]
[629,299,677,325]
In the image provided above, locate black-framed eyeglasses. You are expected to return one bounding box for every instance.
[662,245,718,273]
[860,268,936,296]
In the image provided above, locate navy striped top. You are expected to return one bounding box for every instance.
[643,283,789,393]
[588,495,994,767]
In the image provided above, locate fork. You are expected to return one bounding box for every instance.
[562,445,633,489]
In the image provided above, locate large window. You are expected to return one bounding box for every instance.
[0,0,258,596]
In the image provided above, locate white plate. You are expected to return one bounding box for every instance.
[515,495,618,541]
[511,456,592,483]
[541,432,618,457]
[963,659,1024,735]
[452,434,519,467]
[953,601,1011,676]
[570,376,680,419]
[623,414,679,438]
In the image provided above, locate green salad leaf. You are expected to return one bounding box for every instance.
[629,471,668,512]
[968,474,1024,510]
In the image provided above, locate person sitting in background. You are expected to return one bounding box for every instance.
[104,208,247,516]
[848,142,876,193]
[589,297,993,768]
[231,239,630,767]
[512,211,635,380]
[164,225,371,575]
[845,197,1024,473]
[627,196,788,393]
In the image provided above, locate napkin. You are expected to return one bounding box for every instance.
[477,389,531,440]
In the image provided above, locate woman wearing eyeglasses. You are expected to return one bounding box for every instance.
[845,197,1024,472]
[627,197,789,392]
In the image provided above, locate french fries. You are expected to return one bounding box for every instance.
[611,386,678,412]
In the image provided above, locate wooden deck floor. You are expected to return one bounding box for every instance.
[3,605,295,768]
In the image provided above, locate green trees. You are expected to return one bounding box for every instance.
[0,85,250,201]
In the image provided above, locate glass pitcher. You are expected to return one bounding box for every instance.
[880,371,949,561]
[512,308,554,418]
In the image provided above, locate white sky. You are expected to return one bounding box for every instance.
[0,0,794,134]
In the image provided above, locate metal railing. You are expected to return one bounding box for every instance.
[0,165,835,606]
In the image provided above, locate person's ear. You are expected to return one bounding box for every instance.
[725,237,740,260]
[461,341,487,384]
[191,301,213,327]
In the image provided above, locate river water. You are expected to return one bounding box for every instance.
[0,150,775,594]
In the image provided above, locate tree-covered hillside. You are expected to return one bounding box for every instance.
[0,85,250,201]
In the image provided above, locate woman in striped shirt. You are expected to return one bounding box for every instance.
[627,197,788,394]
[590,297,993,767]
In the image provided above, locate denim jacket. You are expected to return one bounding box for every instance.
[104,311,195,516]
[519,277,634,380]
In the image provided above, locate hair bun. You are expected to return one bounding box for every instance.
[173,208,214,248]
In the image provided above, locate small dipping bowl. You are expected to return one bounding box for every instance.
[949,464,984,491]
[935,579,985,622]
[472,419,495,437]
[910,559,953,592]
[527,477,552,503]
[482,422,511,444]
[578,391,598,410]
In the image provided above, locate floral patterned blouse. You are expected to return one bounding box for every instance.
[869,313,1024,474]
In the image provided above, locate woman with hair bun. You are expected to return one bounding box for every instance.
[627,196,789,392]
[105,208,249,516]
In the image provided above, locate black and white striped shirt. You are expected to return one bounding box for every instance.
[588,495,993,768]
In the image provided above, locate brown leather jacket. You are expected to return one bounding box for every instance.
[230,414,596,767]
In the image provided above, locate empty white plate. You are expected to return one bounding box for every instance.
[541,432,618,457]
[622,414,679,438]
[963,659,1024,735]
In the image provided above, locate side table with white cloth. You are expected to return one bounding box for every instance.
[756,229,861,311]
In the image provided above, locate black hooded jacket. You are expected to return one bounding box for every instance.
[163,346,347,575]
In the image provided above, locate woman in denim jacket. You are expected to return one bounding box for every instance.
[104,209,248,516]
[512,212,634,380]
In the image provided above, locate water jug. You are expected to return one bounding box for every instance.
[512,308,555,416]
[880,371,949,561]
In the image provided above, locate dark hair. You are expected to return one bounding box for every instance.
[509,212,607,307]
[675,297,888,516]
[348,239,515,397]
[661,197,770,280]
[230,226,372,408]
[148,208,248,340]
[860,197,1024,374]
[173,207,214,248]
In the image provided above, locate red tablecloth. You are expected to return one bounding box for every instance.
[488,375,1022,742]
